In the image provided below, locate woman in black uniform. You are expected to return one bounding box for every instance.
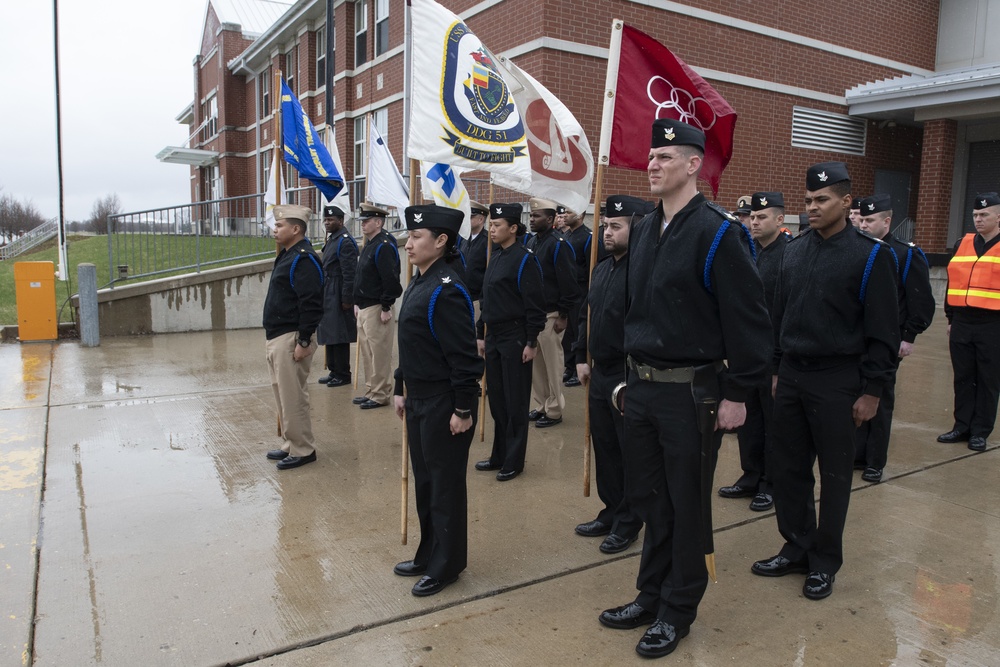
[392,204,484,597]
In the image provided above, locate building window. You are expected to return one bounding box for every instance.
[285,157,298,204]
[208,96,217,137]
[791,106,866,156]
[316,26,327,88]
[261,149,272,194]
[375,0,389,57]
[354,116,366,177]
[373,107,388,137]
[355,0,368,68]
[259,68,271,119]
[285,45,298,93]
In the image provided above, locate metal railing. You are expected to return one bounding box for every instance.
[105,177,537,287]
[0,219,58,261]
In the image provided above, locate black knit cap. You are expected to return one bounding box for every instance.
[404,204,464,242]
[489,202,524,235]
[973,192,1000,209]
[651,119,705,151]
[849,196,862,211]
[806,162,850,191]
[323,205,344,218]
[859,194,892,215]
[751,192,784,211]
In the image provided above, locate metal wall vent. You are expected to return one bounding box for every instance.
[791,106,867,156]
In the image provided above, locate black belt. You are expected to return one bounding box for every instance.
[627,356,724,383]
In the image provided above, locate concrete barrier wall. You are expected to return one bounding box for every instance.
[73,260,274,337]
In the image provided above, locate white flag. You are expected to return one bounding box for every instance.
[324,126,353,219]
[407,0,531,183]
[366,118,410,212]
[263,153,279,231]
[420,162,473,239]
[493,57,594,214]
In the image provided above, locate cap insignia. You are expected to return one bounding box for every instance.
[868,203,875,211]
[414,213,423,224]
[759,197,768,206]
[818,171,828,182]
[495,207,502,214]
[614,202,623,211]
[982,199,988,207]
[664,127,675,141]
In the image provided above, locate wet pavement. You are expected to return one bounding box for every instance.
[2,312,998,666]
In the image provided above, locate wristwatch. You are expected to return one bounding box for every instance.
[526,340,537,349]
[454,408,472,419]
[297,337,311,348]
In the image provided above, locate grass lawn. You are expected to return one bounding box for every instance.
[0,234,278,326]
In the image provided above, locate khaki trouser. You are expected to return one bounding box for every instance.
[530,311,566,419]
[266,331,316,457]
[357,304,396,404]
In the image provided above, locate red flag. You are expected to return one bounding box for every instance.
[600,23,737,195]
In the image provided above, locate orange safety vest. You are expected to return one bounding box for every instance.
[947,234,1000,310]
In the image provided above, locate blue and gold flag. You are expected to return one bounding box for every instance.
[280,80,344,200]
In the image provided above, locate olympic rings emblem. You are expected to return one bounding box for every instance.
[646,77,718,132]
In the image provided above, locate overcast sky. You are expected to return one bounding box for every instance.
[1,0,207,222]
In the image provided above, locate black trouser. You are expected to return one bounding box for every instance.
[772,358,860,576]
[733,381,772,493]
[624,375,721,629]
[855,358,899,469]
[950,318,1000,438]
[485,325,533,472]
[324,343,351,381]
[405,391,475,581]
[563,297,584,374]
[589,363,642,538]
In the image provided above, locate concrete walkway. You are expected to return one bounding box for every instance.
[1,313,997,666]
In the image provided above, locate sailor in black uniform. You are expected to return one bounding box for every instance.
[391,204,484,598]
[473,203,546,481]
[752,163,900,602]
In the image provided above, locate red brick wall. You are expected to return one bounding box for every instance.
[914,119,957,253]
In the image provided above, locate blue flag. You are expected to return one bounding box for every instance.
[280,80,344,200]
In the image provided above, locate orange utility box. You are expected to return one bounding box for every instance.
[14,261,58,341]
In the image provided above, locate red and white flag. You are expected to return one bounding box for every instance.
[599,22,737,195]
[492,57,594,214]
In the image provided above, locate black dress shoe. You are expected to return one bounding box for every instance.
[411,575,457,597]
[969,436,987,451]
[475,460,501,471]
[803,571,835,600]
[598,602,656,629]
[266,449,287,460]
[564,376,581,387]
[937,429,970,443]
[326,376,351,387]
[718,483,756,498]
[599,533,638,554]
[749,492,774,512]
[317,374,333,384]
[276,452,317,470]
[861,467,883,482]
[527,410,545,421]
[352,396,370,405]
[535,415,563,428]
[750,554,809,577]
[575,519,612,537]
[635,620,690,658]
[496,469,520,482]
[360,399,386,410]
[393,560,427,577]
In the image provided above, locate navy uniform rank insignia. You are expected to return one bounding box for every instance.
[442,276,452,284]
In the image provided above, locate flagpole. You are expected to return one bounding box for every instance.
[478,181,495,442]
[399,157,419,547]
[274,69,284,437]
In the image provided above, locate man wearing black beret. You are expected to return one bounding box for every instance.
[572,195,646,554]
[855,194,935,480]
[753,163,899,601]
[598,120,771,658]
[718,191,791,512]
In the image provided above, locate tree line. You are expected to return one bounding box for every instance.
[0,190,122,243]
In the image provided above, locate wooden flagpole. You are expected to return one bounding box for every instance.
[478,181,495,442]
[356,113,375,391]
[400,158,419,546]
[274,69,284,437]
[582,163,605,497]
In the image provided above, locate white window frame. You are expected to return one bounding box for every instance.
[355,0,369,67]
[375,0,389,57]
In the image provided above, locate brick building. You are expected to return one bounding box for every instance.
[157,0,1000,257]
